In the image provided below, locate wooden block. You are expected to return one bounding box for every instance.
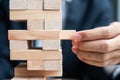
[43,18,62,50]
[10,10,61,21]
[14,64,62,77]
[8,30,76,40]
[27,60,44,70]
[59,30,76,39]
[11,77,29,80]
[10,40,28,50]
[27,19,44,30]
[29,77,46,80]
[45,19,62,30]
[44,0,61,10]
[10,0,26,10]
[45,60,62,70]
[10,50,62,60]
[43,40,60,50]
[8,30,59,40]
[27,0,43,9]
[27,60,62,71]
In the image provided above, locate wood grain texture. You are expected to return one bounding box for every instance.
[27,0,43,9]
[45,60,62,70]
[43,40,60,50]
[8,30,59,40]
[29,77,46,80]
[8,30,76,40]
[43,18,62,50]
[44,0,61,10]
[59,30,76,39]
[45,19,62,30]
[10,40,28,50]
[27,60,62,71]
[27,19,44,30]
[14,64,62,77]
[10,50,62,60]
[10,10,61,21]
[10,0,26,10]
[27,60,44,70]
[11,77,29,80]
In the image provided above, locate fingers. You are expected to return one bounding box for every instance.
[77,35,120,52]
[71,22,120,67]
[77,22,120,41]
[77,56,120,67]
[78,40,109,52]
[77,49,120,61]
[77,50,108,61]
[72,46,78,54]
[76,49,120,67]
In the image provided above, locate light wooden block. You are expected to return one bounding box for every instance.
[11,77,29,80]
[45,19,62,30]
[59,30,76,39]
[10,10,61,21]
[8,30,76,40]
[27,60,44,70]
[29,77,46,80]
[11,77,46,80]
[10,50,62,60]
[10,0,26,10]
[8,30,59,40]
[27,19,44,30]
[43,40,60,50]
[45,60,62,70]
[27,0,43,9]
[44,0,61,10]
[14,64,62,77]
[43,18,62,50]
[10,40,28,50]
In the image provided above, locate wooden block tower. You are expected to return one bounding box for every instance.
[9,0,75,80]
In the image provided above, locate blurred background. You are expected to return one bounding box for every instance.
[0,0,120,79]
[111,0,120,21]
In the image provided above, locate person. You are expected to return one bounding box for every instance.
[62,0,120,80]
[0,0,119,80]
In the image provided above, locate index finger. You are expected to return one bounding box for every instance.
[77,22,120,41]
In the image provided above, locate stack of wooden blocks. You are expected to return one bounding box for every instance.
[9,0,75,80]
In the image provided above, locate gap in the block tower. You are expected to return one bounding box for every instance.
[28,40,43,49]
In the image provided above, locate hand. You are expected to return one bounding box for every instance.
[72,22,120,67]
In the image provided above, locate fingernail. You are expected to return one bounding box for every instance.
[73,33,81,40]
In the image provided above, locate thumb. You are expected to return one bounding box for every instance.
[72,33,82,47]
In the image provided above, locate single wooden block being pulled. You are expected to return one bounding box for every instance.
[8,30,76,40]
[10,50,62,60]
[27,0,43,10]
[10,0,26,10]
[10,40,28,50]
[14,63,62,77]
[27,19,44,30]
[44,0,61,10]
